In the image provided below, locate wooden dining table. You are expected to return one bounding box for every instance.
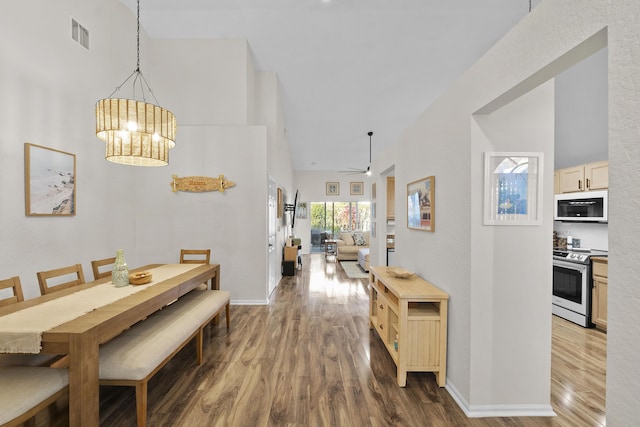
[0,263,220,427]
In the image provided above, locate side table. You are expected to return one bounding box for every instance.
[324,239,338,260]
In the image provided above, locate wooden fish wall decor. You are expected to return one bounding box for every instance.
[171,174,236,193]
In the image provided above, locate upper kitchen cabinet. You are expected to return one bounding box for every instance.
[387,177,395,220]
[557,160,608,194]
[585,161,609,190]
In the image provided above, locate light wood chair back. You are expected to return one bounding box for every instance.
[0,276,25,308]
[37,264,86,295]
[91,257,116,280]
[179,249,211,265]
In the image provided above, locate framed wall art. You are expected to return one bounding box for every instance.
[296,202,308,219]
[25,143,76,216]
[326,182,339,196]
[350,181,364,196]
[483,152,543,225]
[407,175,435,232]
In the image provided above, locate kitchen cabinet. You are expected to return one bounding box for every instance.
[585,161,609,190]
[591,257,608,330]
[386,177,395,220]
[557,161,608,193]
[369,266,449,387]
[554,171,560,194]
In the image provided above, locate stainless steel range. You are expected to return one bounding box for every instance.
[552,249,608,327]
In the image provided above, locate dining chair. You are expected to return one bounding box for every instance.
[179,249,211,264]
[0,276,24,308]
[0,276,64,368]
[36,264,86,295]
[91,256,116,280]
[180,249,211,291]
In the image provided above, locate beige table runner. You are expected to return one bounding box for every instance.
[0,264,199,353]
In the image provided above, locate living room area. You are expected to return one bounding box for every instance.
[305,200,371,279]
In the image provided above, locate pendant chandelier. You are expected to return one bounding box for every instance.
[95,0,176,166]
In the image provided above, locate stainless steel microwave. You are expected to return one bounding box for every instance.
[554,190,608,222]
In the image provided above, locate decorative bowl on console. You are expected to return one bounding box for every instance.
[386,267,414,279]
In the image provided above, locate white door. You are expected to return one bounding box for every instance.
[268,179,277,297]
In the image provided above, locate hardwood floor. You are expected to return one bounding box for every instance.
[37,254,606,426]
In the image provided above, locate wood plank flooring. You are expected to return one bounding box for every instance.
[37,254,606,426]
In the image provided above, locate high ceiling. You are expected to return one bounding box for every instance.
[120,0,541,172]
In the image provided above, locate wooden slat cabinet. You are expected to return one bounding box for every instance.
[386,177,395,220]
[369,266,449,387]
[591,257,608,330]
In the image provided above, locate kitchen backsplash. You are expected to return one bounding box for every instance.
[553,221,608,251]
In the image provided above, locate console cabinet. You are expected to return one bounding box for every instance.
[369,266,449,387]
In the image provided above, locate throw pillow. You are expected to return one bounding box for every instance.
[338,232,354,245]
[353,232,366,246]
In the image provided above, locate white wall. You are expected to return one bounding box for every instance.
[606,1,640,422]
[0,0,139,299]
[150,39,253,125]
[132,125,269,303]
[142,37,292,303]
[470,81,555,410]
[257,71,294,285]
[555,48,608,169]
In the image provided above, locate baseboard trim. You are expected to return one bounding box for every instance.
[230,299,268,305]
[446,380,556,418]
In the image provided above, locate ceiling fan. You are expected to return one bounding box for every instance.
[339,131,373,176]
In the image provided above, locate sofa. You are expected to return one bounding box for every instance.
[336,231,370,261]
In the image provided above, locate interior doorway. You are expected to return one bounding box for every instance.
[268,179,277,297]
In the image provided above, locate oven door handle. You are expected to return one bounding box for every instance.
[553,259,588,273]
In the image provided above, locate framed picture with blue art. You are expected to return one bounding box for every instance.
[407,176,435,232]
[483,152,543,225]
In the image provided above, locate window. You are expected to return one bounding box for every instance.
[309,201,370,252]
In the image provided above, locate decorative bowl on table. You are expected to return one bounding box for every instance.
[129,271,152,285]
[386,266,414,279]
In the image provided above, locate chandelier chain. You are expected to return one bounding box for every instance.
[136,0,141,72]
[104,0,161,106]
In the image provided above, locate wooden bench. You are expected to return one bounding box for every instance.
[99,289,230,427]
[0,367,68,427]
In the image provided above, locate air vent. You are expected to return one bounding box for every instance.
[71,18,90,50]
